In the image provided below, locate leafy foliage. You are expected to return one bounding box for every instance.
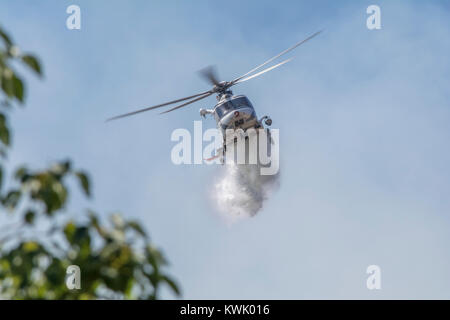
[0,25,179,299]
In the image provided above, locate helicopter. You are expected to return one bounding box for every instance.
[107,30,322,160]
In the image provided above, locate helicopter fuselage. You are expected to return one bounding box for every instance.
[215,95,258,131]
[203,93,271,139]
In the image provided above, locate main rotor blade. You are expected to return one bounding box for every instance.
[199,65,220,86]
[233,58,292,84]
[106,90,211,121]
[231,30,322,85]
[160,92,214,114]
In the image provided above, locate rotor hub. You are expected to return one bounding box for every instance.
[213,81,231,93]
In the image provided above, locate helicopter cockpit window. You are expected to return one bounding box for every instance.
[215,97,254,118]
[231,97,253,109]
[215,102,233,118]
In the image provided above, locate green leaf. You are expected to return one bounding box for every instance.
[24,210,35,225]
[50,160,71,175]
[75,171,90,197]
[87,210,99,226]
[0,69,24,103]
[21,55,42,76]
[14,166,27,180]
[162,275,180,296]
[63,221,76,243]
[2,190,21,210]
[1,69,14,98]
[0,28,12,47]
[22,241,39,252]
[127,221,147,238]
[0,113,10,146]
[124,278,135,298]
[12,75,24,102]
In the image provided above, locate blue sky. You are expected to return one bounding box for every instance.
[1,0,450,298]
